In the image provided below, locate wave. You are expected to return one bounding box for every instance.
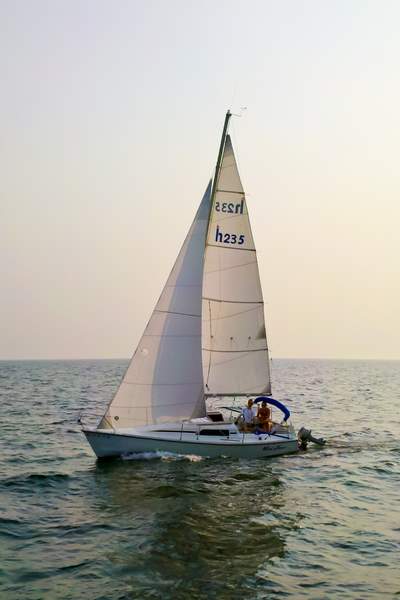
[1,472,71,490]
[146,484,197,498]
[121,450,203,462]
[0,516,35,540]
[0,516,23,525]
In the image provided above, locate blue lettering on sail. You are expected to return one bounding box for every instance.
[215,225,245,245]
[215,199,244,214]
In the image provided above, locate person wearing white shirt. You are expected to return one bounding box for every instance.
[241,398,256,432]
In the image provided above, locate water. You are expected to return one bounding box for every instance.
[1,359,399,599]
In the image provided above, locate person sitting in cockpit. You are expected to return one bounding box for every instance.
[257,400,271,433]
[240,398,256,432]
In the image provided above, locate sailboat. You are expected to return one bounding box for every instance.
[83,111,301,459]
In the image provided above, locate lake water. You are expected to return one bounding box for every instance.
[1,359,399,599]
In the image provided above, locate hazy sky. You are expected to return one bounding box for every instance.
[1,0,399,360]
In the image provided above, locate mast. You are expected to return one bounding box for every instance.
[209,110,232,208]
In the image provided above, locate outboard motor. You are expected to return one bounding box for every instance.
[298,427,326,450]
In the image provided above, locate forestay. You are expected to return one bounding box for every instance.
[202,135,271,397]
[99,183,212,429]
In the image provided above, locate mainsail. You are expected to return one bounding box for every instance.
[202,134,271,396]
[100,182,212,429]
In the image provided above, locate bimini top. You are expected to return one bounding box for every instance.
[253,396,291,422]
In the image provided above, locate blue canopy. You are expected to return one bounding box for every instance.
[253,396,291,422]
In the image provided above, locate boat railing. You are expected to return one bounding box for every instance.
[78,408,115,431]
[179,421,185,441]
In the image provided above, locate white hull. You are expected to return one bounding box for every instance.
[83,427,299,460]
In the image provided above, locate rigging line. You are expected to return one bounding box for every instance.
[204,352,265,367]
[203,297,263,304]
[211,213,248,225]
[210,215,250,227]
[203,306,261,321]
[204,261,257,275]
[155,309,201,318]
[206,244,256,253]
[202,347,268,353]
[216,189,244,195]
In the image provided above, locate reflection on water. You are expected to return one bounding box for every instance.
[92,458,290,598]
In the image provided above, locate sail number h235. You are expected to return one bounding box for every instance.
[214,198,245,245]
[215,226,245,245]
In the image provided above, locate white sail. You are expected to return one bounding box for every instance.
[202,135,271,396]
[100,182,212,429]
